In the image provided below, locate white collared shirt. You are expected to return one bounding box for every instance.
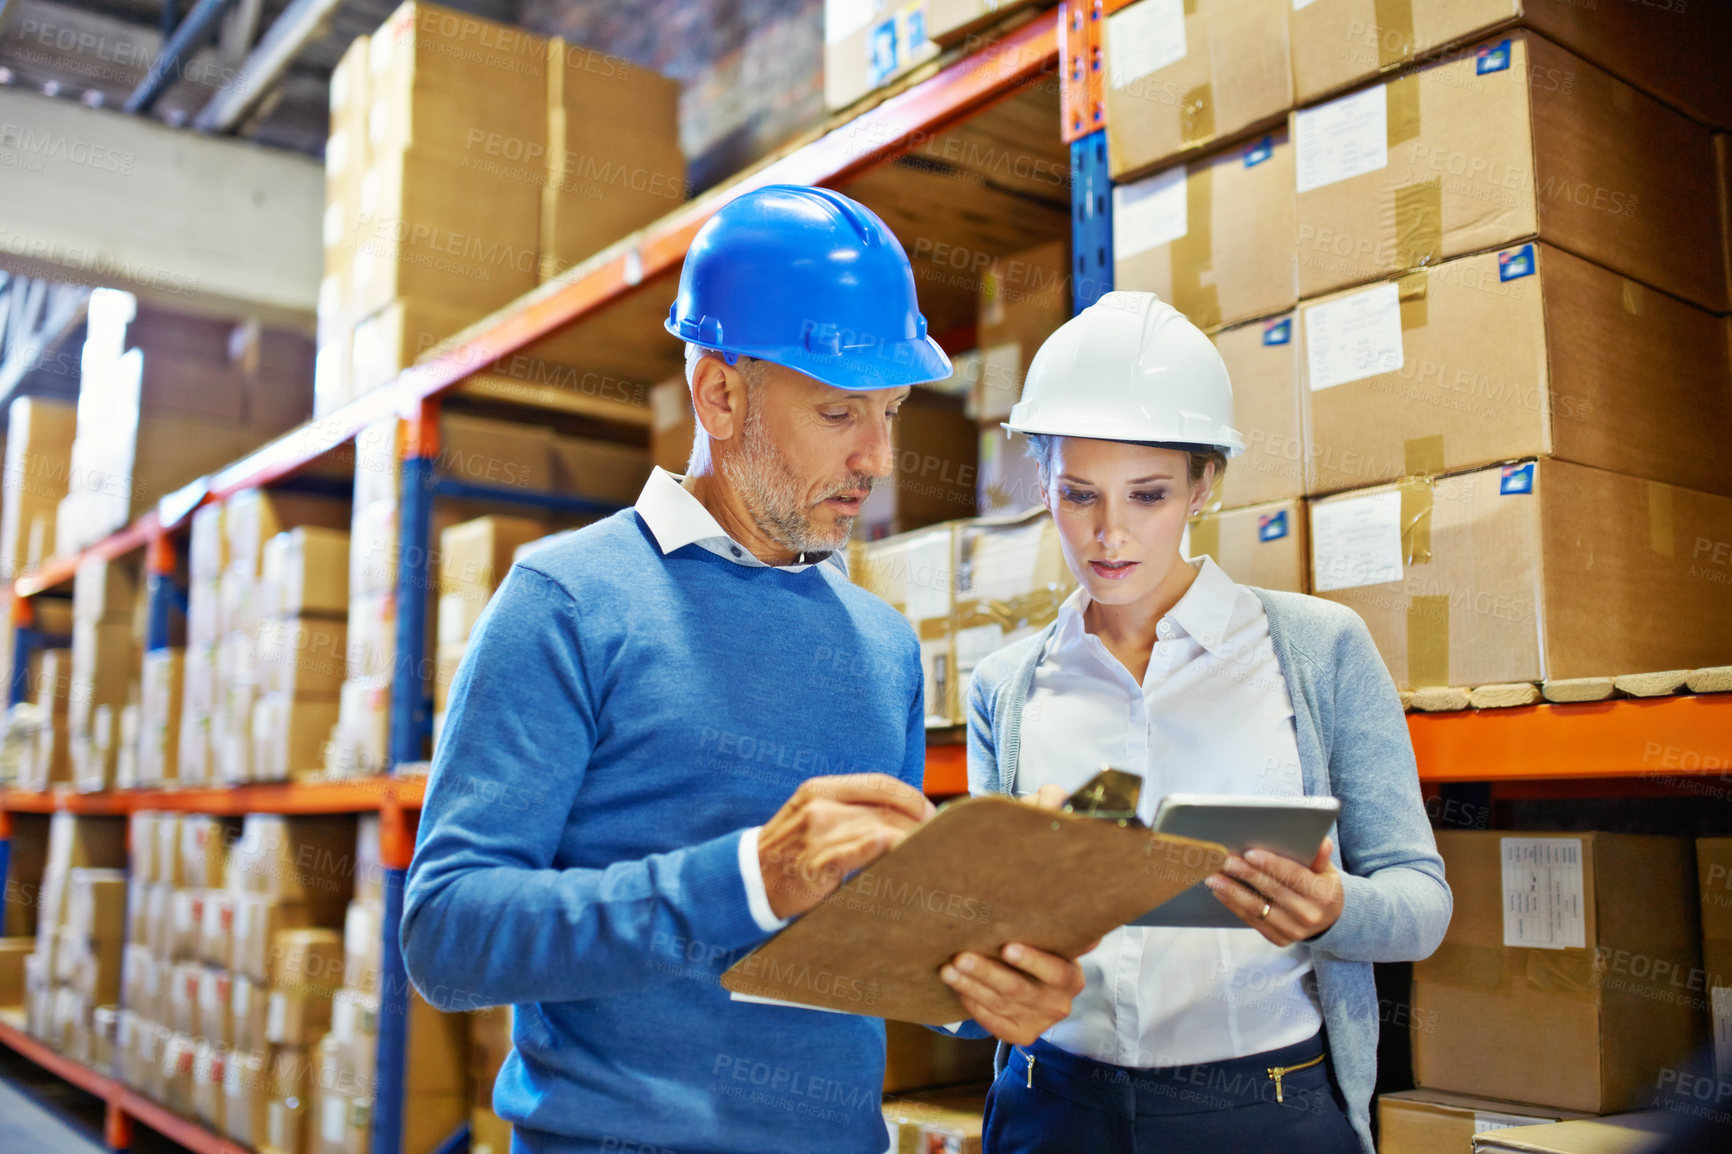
[1014,555,1324,1067]
[634,467,841,933]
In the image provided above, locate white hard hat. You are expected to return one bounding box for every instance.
[1003,291,1244,457]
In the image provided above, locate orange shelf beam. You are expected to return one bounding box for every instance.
[0,777,426,816]
[0,1014,116,1100]
[924,742,969,796]
[1408,693,1732,783]
[14,513,161,598]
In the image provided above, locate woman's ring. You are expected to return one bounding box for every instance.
[1259,901,1272,920]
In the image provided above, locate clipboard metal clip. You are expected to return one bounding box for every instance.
[1062,767,1144,828]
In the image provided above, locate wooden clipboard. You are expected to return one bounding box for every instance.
[720,796,1227,1024]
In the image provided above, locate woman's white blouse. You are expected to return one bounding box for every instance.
[1014,555,1324,1068]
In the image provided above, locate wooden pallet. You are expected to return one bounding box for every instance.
[1400,666,1732,713]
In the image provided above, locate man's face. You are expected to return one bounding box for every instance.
[722,361,909,554]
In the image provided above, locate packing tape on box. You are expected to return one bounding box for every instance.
[1404,435,1445,476]
[1183,0,1198,13]
[1647,481,1675,558]
[1172,164,1221,329]
[1621,278,1646,316]
[1393,180,1442,271]
[1398,476,1434,564]
[1417,942,1599,999]
[1386,74,1422,148]
[1407,595,1450,688]
[1372,0,1416,68]
[917,617,950,643]
[1181,83,1215,147]
[1396,272,1430,329]
[1188,513,1221,562]
[953,588,1068,634]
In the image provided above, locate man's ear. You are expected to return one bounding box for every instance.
[689,355,747,443]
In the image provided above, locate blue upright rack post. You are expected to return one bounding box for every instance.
[374,401,439,1154]
[144,535,184,653]
[1070,129,1113,315]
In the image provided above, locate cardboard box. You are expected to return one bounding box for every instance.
[224,1049,271,1145]
[883,1020,996,1094]
[470,1106,512,1154]
[1294,32,1727,313]
[1300,244,1732,498]
[330,677,392,776]
[1209,313,1304,509]
[861,391,978,539]
[973,241,1068,424]
[258,617,349,698]
[1286,0,1732,129]
[262,527,351,620]
[825,1,941,111]
[0,936,34,1005]
[884,1088,990,1154]
[1413,831,1705,1113]
[139,650,184,787]
[1310,458,1732,688]
[200,891,236,969]
[179,815,233,892]
[226,489,353,580]
[252,694,342,783]
[1,396,77,581]
[67,868,127,941]
[469,1005,513,1105]
[1187,496,1311,595]
[550,437,651,507]
[365,1,546,159]
[1696,838,1732,1086]
[172,890,208,963]
[439,515,550,598]
[975,428,1043,518]
[1469,1111,1686,1154]
[73,558,138,622]
[1377,1088,1591,1154]
[343,901,383,996]
[1102,0,1292,180]
[267,984,334,1047]
[352,147,541,319]
[648,378,692,474]
[231,895,317,985]
[952,512,1075,724]
[198,966,234,1048]
[1115,130,1296,332]
[539,38,684,281]
[855,523,959,724]
[231,974,269,1054]
[332,986,468,1098]
[229,815,356,918]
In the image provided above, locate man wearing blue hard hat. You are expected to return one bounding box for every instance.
[404,185,1086,1153]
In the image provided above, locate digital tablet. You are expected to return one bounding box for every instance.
[1131,793,1341,929]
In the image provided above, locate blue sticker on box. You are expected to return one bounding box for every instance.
[1476,39,1512,75]
[1500,463,1535,495]
[868,18,899,86]
[1262,318,1292,346]
[1258,511,1290,542]
[902,6,927,52]
[1497,243,1535,282]
[1243,136,1274,168]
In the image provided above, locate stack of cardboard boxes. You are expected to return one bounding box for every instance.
[68,558,140,792]
[58,292,316,554]
[0,395,78,699]
[21,814,127,1058]
[1374,830,1732,1152]
[823,0,1050,111]
[854,509,1076,727]
[1102,0,1732,683]
[431,515,550,746]
[316,1,682,415]
[255,527,352,782]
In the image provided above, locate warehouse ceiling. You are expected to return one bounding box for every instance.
[0,0,515,153]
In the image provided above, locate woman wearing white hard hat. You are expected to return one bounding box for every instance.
[945,292,1451,1154]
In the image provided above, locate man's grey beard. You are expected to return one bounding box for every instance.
[723,398,874,556]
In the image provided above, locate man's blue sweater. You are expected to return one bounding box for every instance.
[401,510,925,1153]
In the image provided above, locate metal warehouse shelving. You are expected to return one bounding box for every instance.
[2,2,1729,1151]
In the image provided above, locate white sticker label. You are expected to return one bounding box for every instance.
[1474,1113,1550,1133]
[1501,837,1586,950]
[1304,283,1404,391]
[1311,491,1404,592]
[1712,987,1732,1086]
[825,0,876,41]
[1113,166,1189,260]
[265,991,287,1040]
[321,1093,347,1143]
[1294,84,1389,193]
[1108,0,1187,89]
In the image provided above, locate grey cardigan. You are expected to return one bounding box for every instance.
[965,587,1452,1154]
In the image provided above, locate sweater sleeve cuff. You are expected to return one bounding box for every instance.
[738,826,792,934]
[1310,871,1371,959]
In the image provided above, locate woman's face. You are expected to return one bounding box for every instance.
[1043,438,1207,609]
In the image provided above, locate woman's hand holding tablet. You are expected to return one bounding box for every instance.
[1205,838,1345,947]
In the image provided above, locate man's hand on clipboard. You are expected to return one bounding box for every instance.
[1205,838,1345,947]
[933,783,1092,1047]
[758,773,937,919]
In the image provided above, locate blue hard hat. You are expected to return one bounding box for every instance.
[666,184,952,391]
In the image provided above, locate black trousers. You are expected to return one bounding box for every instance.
[981,1033,1362,1154]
